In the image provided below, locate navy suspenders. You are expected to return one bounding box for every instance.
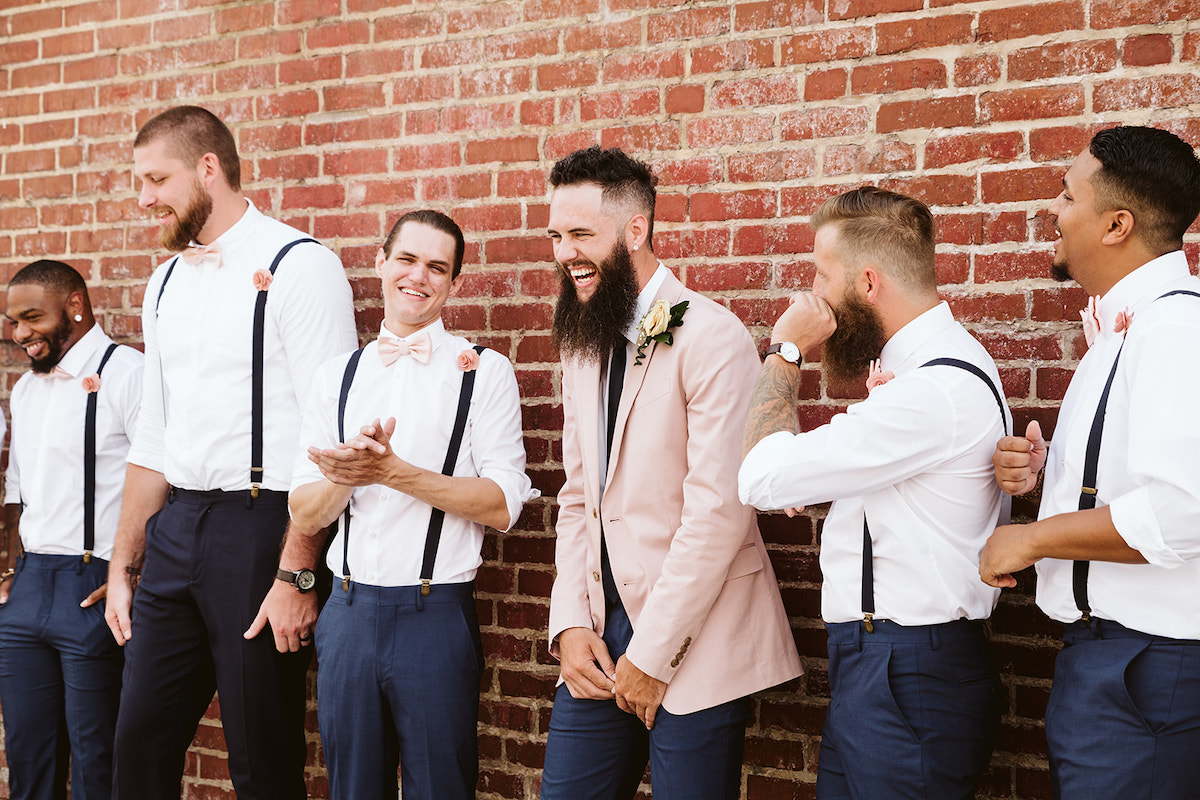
[82,343,120,563]
[335,343,487,598]
[1071,288,1200,621]
[860,358,1009,632]
[155,238,319,498]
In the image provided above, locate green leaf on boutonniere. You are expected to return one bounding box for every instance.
[634,301,689,365]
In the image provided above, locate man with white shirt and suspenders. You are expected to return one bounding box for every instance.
[985,126,1200,800]
[105,105,357,798]
[740,187,1009,799]
[1,260,142,800]
[285,210,535,799]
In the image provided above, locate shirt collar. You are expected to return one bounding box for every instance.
[186,198,258,260]
[621,262,670,343]
[1096,250,1190,331]
[879,301,956,373]
[379,317,447,350]
[46,323,106,379]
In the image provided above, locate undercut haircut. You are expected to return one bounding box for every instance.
[1087,126,1200,257]
[9,259,90,302]
[382,210,466,278]
[811,186,937,294]
[549,146,658,249]
[135,105,242,191]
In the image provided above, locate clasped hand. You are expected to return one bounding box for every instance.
[308,417,401,486]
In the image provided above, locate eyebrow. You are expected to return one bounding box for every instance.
[395,249,451,269]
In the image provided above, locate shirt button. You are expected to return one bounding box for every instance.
[592,571,601,582]
[592,509,598,519]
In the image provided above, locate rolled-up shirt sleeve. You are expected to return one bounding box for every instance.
[472,351,538,531]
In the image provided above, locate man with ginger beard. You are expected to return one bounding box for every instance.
[539,146,800,800]
[740,187,1009,799]
[107,105,357,798]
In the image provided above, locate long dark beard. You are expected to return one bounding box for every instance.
[28,311,73,374]
[821,288,886,384]
[162,179,213,252]
[552,242,640,362]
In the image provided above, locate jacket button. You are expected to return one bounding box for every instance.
[592,571,601,582]
[670,658,679,668]
[684,637,692,645]
[592,509,598,518]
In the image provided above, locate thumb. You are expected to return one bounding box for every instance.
[80,584,107,608]
[244,607,267,640]
[382,417,397,438]
[596,644,617,682]
[1025,419,1044,445]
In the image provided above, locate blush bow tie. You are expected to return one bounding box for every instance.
[378,332,431,366]
[180,242,222,269]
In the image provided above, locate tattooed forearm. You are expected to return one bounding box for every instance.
[742,357,803,460]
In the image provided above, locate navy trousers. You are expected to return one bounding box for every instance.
[112,489,309,800]
[818,619,999,800]
[540,599,752,800]
[315,581,483,800]
[1047,618,1200,800]
[0,554,123,800]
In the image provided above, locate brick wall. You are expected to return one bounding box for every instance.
[2,0,1199,797]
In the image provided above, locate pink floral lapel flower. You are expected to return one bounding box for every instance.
[252,269,273,291]
[1080,295,1101,347]
[456,349,480,372]
[1113,307,1133,335]
[866,359,895,393]
[81,374,101,393]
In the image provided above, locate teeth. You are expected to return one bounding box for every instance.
[570,267,596,280]
[400,287,428,298]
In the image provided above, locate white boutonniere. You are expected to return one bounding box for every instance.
[634,299,688,365]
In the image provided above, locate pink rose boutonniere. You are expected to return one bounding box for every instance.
[252,270,273,291]
[865,359,895,393]
[1113,307,1133,334]
[81,374,101,393]
[457,349,480,372]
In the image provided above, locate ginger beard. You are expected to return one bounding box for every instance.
[552,240,640,362]
[160,175,214,253]
[821,285,887,385]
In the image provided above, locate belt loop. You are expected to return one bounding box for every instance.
[854,619,863,652]
[167,486,177,504]
[931,625,941,651]
[345,580,354,607]
[415,585,425,612]
[245,490,255,510]
[76,556,85,575]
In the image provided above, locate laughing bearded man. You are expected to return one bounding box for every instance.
[539,145,800,800]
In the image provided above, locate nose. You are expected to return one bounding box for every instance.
[554,239,577,266]
[12,319,29,342]
[138,182,155,209]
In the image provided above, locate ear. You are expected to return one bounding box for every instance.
[449,273,464,297]
[1101,209,1135,247]
[859,266,881,303]
[374,247,386,278]
[625,213,650,252]
[197,152,221,190]
[64,290,86,322]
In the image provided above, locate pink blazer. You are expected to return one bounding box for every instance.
[549,272,802,714]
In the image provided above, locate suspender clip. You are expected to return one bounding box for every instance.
[1081,486,1097,495]
[1080,611,1091,626]
[342,576,350,592]
[420,579,431,597]
[82,551,92,565]
[250,484,260,499]
[862,613,874,634]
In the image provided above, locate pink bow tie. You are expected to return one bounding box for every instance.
[180,242,221,268]
[378,332,431,366]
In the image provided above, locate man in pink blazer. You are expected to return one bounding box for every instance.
[540,146,801,800]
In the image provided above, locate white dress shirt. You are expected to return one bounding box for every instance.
[1036,251,1200,638]
[5,325,143,560]
[598,263,668,484]
[127,200,358,492]
[740,302,1008,625]
[291,320,537,587]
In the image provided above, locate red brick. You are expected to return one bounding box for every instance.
[537,61,599,91]
[824,141,916,176]
[580,88,659,122]
[687,115,774,148]
[647,7,729,42]
[306,19,370,49]
[690,189,776,222]
[64,55,119,84]
[66,0,118,26]
[981,85,1084,123]
[712,75,799,109]
[216,2,273,32]
[804,68,846,101]
[0,39,38,66]
[493,168,542,198]
[527,0,598,19]
[277,0,340,24]
[925,131,1023,168]
[729,150,816,183]
[1029,123,1112,162]
[600,122,682,153]
[10,6,63,35]
[545,130,600,160]
[238,30,303,60]
[851,59,946,94]
[1123,34,1173,66]
[982,167,1063,203]
[375,12,440,41]
[782,106,870,140]
[1008,41,1118,81]
[733,223,816,256]
[944,291,1027,321]
[734,0,823,30]
[954,54,1002,87]
[692,39,776,73]
[877,14,973,54]
[447,2,520,34]
[978,1,1085,41]
[604,50,684,82]
[1096,74,1200,112]
[1091,0,1199,28]
[465,136,539,164]
[1184,32,1200,62]
[878,96,974,133]
[42,29,94,58]
[484,30,558,61]
[782,27,871,64]
[654,229,731,260]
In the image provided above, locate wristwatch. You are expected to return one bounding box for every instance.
[275,568,317,593]
[764,341,802,365]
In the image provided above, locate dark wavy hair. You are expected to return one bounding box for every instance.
[549,146,657,249]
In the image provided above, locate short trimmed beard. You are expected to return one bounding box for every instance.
[821,287,887,384]
[28,311,73,375]
[162,177,213,252]
[552,241,640,363]
[1050,258,1072,283]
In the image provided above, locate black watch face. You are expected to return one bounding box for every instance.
[295,569,316,592]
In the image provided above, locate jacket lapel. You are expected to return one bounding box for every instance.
[606,273,686,489]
